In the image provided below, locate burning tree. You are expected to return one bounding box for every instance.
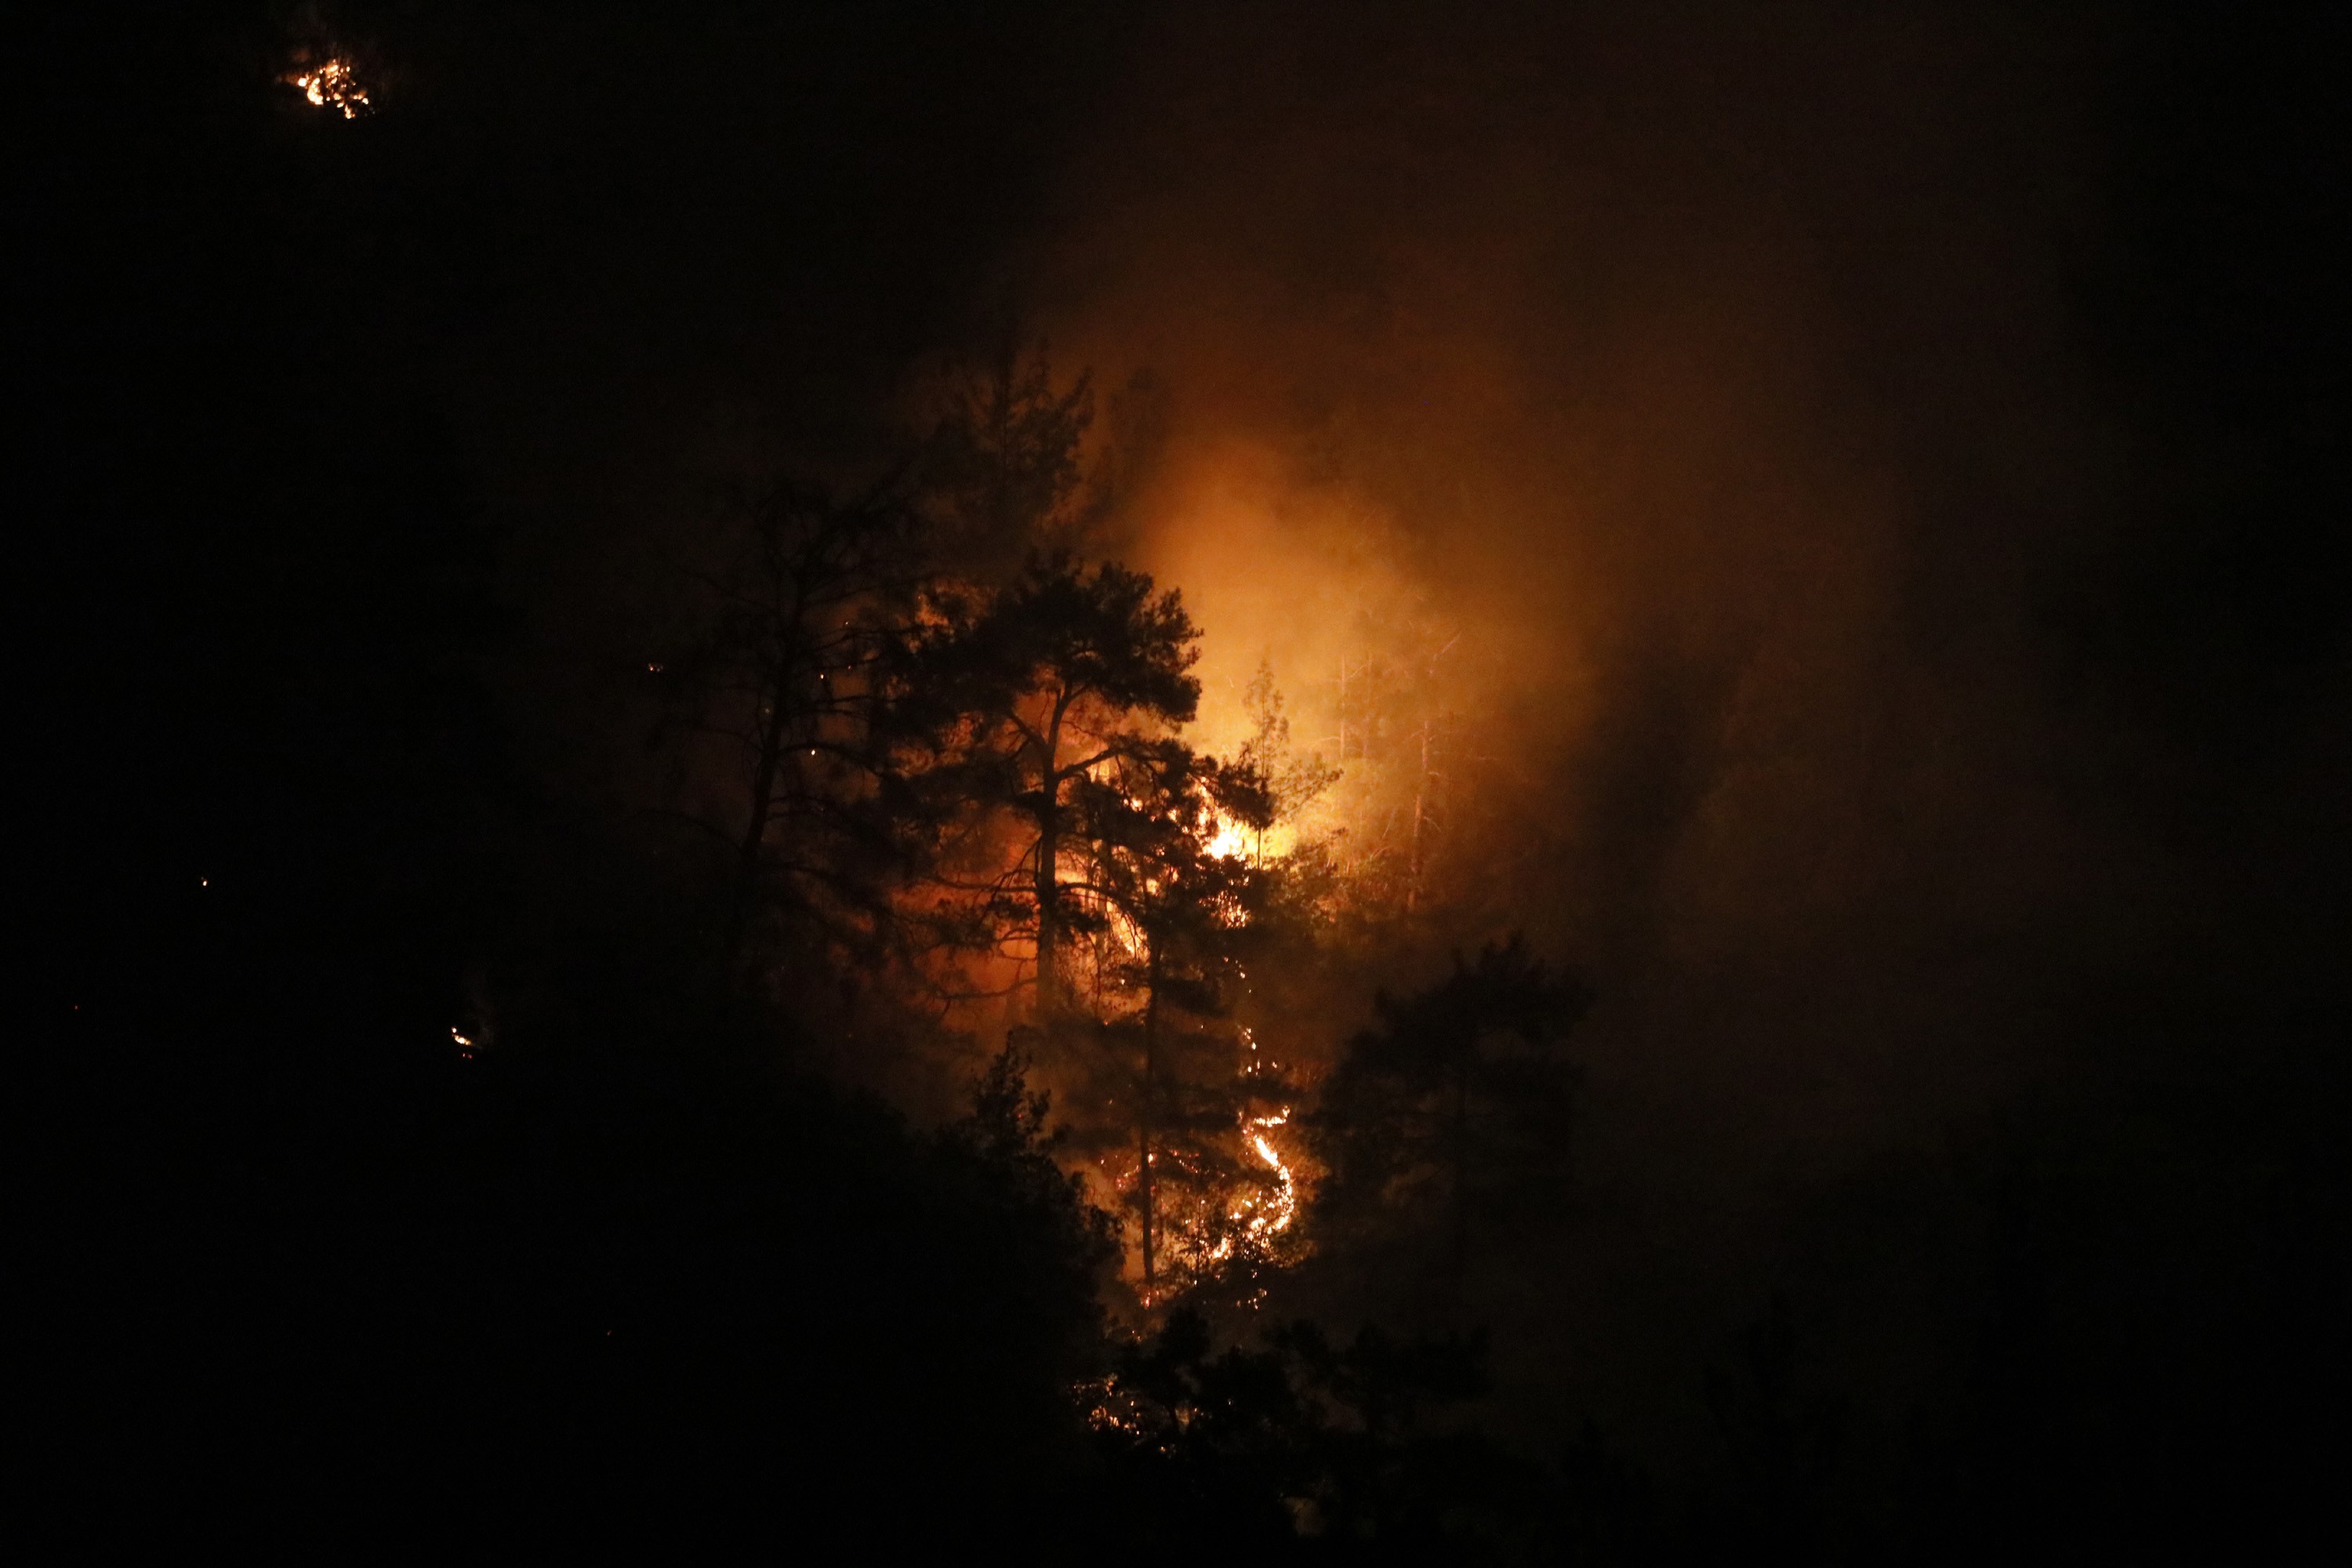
[1232,658,1341,863]
[919,553,1203,1018]
[906,556,1323,1300]
[1082,742,1292,1293]
[1294,622,1486,920]
[646,347,1344,1309]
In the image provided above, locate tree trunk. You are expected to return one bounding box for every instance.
[1449,1048,1471,1305]
[725,684,795,960]
[1032,694,1071,1019]
[1033,802,1058,1014]
[1140,938,1160,1291]
[1407,720,1432,912]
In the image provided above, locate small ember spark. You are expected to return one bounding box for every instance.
[289,58,371,119]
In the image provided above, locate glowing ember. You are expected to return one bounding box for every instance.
[289,58,371,119]
[1235,1110,1298,1244]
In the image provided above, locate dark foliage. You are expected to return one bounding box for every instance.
[652,472,942,967]
[1089,1308,1541,1560]
[1313,938,1592,1297]
[912,550,1203,1007]
[38,865,1121,1550]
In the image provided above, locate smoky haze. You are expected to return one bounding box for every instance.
[1029,10,2105,1148]
[973,1,2345,1443]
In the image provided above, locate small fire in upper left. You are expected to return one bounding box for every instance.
[289,58,370,119]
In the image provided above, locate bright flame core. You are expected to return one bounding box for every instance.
[1203,809,1296,866]
[289,58,370,118]
[1237,1110,1298,1243]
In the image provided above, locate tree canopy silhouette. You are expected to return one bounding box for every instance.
[1314,936,1592,1294]
[921,551,1203,1016]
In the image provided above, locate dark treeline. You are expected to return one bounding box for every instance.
[20,2,2350,1559]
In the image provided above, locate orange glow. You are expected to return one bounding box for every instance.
[289,58,370,118]
[1203,808,1298,865]
[1236,1109,1299,1245]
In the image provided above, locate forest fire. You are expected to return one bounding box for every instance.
[38,4,2336,1551]
[1114,1102,1304,1307]
[1203,812,1253,862]
[633,354,1526,1324]
[1237,1110,1298,1243]
[1203,807,1298,866]
[288,58,370,118]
